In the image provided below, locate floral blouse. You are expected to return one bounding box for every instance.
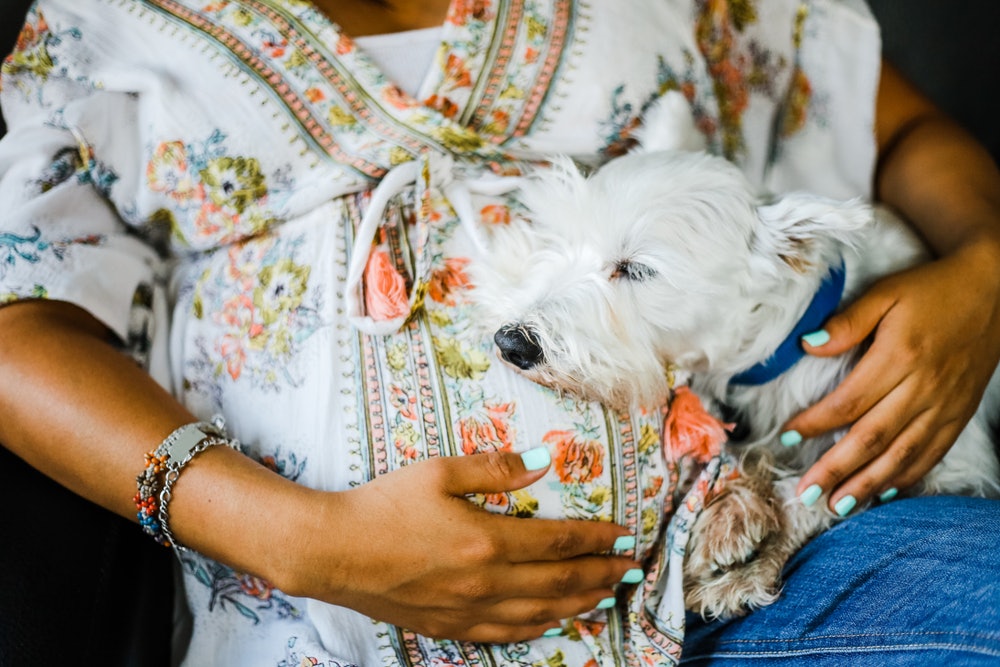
[0,1,880,665]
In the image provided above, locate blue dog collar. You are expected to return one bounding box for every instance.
[729,261,846,386]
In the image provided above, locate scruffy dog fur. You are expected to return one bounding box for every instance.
[471,93,1000,619]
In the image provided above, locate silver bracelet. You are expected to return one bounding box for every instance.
[157,419,240,552]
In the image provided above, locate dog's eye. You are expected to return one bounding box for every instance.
[612,260,657,282]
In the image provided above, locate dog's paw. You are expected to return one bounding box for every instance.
[683,481,790,619]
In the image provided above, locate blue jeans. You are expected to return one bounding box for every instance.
[681,496,1000,665]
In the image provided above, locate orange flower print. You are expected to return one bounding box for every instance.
[446,0,491,26]
[643,475,664,499]
[662,386,730,463]
[524,47,539,64]
[237,573,273,601]
[261,37,287,58]
[226,238,275,292]
[479,204,510,226]
[12,10,48,54]
[482,108,510,136]
[364,249,409,321]
[572,619,608,647]
[147,141,200,202]
[442,53,473,90]
[545,430,605,484]
[389,385,418,421]
[304,86,326,103]
[477,488,538,517]
[428,257,470,306]
[459,401,516,455]
[394,421,420,461]
[218,293,265,339]
[335,32,355,55]
[481,491,511,511]
[3,11,53,80]
[382,84,414,110]
[218,333,247,380]
[780,68,812,138]
[194,201,237,240]
[423,94,460,119]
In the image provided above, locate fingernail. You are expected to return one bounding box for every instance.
[780,430,802,447]
[620,568,644,584]
[542,627,563,637]
[879,487,898,502]
[802,329,831,347]
[799,484,823,507]
[520,447,551,471]
[613,536,636,552]
[596,596,616,610]
[834,495,857,517]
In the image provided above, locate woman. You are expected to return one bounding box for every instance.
[1,0,997,664]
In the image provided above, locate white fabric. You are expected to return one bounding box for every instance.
[354,26,442,97]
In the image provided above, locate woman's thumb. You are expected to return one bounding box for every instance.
[440,448,551,496]
[801,287,890,357]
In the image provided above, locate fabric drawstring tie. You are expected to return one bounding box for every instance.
[345,151,524,335]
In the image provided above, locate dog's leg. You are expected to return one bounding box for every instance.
[683,457,835,619]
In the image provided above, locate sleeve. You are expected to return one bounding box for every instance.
[0,3,160,346]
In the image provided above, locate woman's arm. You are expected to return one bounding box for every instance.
[783,61,1000,510]
[0,299,636,641]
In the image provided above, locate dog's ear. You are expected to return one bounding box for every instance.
[752,193,871,273]
[632,90,707,154]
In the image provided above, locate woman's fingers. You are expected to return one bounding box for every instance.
[489,551,637,599]
[435,450,634,563]
[785,341,904,442]
[472,586,618,630]
[795,393,929,510]
[494,513,635,564]
[783,282,898,439]
[800,277,893,357]
[827,422,961,512]
[313,452,641,638]
[783,257,1000,511]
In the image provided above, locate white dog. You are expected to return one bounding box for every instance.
[470,93,1000,619]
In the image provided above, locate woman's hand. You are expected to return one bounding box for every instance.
[278,449,637,642]
[782,238,1000,513]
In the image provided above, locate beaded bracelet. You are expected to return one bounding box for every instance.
[134,418,237,548]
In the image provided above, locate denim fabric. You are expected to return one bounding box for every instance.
[682,496,1000,665]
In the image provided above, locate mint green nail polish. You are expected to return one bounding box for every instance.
[834,495,857,517]
[596,596,616,610]
[542,627,563,637]
[613,536,636,552]
[780,430,802,447]
[799,484,823,507]
[802,329,831,347]
[520,447,551,471]
[879,487,898,502]
[620,568,644,584]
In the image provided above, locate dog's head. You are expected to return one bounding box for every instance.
[471,149,869,409]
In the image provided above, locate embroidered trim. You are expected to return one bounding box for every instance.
[467,0,574,144]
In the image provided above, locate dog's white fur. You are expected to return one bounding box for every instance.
[471,92,1000,619]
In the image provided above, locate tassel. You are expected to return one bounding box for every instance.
[663,386,732,463]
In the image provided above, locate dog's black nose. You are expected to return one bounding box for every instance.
[494,325,544,370]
